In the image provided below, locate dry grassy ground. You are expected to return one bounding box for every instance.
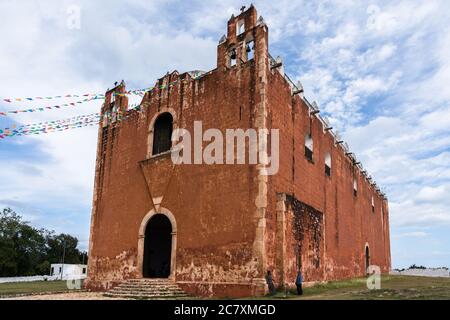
[2,292,122,300]
[248,275,450,300]
[0,281,72,297]
[1,275,449,300]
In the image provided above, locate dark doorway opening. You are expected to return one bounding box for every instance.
[143,214,172,278]
[152,113,173,155]
[365,246,370,274]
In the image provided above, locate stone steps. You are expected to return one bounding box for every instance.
[110,288,187,295]
[121,284,182,288]
[104,278,190,300]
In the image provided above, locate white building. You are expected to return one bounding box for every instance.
[50,264,87,280]
[391,268,449,278]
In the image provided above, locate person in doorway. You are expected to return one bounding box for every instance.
[265,270,276,295]
[296,271,303,295]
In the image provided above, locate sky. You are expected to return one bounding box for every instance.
[0,0,449,269]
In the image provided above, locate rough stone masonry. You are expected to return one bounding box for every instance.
[85,5,391,297]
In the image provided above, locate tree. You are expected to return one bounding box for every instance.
[36,260,51,275]
[0,236,17,276]
[14,223,48,276]
[0,208,86,277]
[46,233,82,264]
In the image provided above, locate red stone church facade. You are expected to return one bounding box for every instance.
[86,6,391,297]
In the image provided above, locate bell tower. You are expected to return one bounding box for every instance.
[216,5,268,71]
[216,5,271,295]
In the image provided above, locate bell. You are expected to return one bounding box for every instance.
[230,50,237,60]
[246,44,251,53]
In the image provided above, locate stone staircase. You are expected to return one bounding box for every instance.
[104,279,190,300]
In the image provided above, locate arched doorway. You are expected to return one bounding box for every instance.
[365,245,370,275]
[143,214,172,278]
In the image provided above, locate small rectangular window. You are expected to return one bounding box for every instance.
[305,134,313,162]
[305,147,313,162]
[325,165,331,177]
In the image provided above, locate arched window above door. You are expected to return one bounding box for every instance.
[152,113,173,156]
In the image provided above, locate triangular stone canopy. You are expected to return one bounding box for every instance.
[140,155,177,210]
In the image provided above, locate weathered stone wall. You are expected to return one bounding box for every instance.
[266,61,391,285]
[86,7,266,296]
[86,5,391,297]
[86,68,261,294]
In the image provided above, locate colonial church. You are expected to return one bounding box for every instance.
[86,6,391,297]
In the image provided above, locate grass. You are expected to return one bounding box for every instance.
[244,275,450,300]
[0,281,82,297]
[1,275,449,300]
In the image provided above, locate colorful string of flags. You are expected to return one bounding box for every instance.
[0,95,104,116]
[2,93,104,104]
[0,77,200,117]
[0,90,149,117]
[0,89,148,104]
[0,76,203,107]
[0,113,100,139]
[0,73,206,140]
[0,104,143,140]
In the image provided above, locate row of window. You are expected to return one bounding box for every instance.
[304,133,331,176]
[304,133,379,213]
[150,112,381,213]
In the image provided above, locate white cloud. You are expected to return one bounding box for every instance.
[394,231,429,239]
[366,2,440,37]
[420,106,450,132]
[416,186,449,203]
[346,72,401,97]
[0,0,218,250]
[287,1,450,234]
